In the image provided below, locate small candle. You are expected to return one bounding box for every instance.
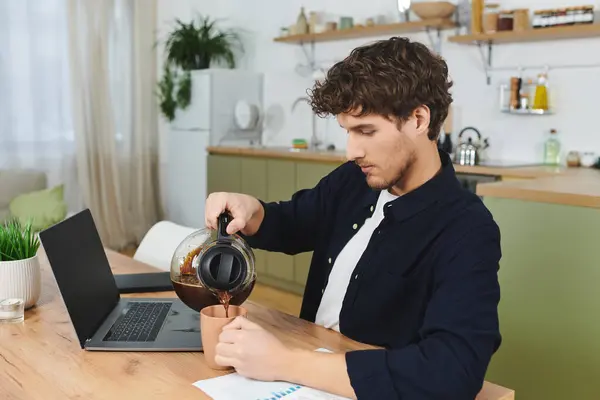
[0,298,25,323]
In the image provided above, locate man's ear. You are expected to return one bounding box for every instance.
[413,105,431,137]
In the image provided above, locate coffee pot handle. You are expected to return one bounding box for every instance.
[217,212,232,240]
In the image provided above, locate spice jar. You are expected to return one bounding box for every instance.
[532,10,543,28]
[566,7,577,25]
[547,9,558,27]
[513,9,530,31]
[566,151,581,168]
[573,6,585,24]
[539,9,551,28]
[583,6,595,24]
[497,10,514,31]
[483,3,500,33]
[555,8,567,26]
[509,76,521,109]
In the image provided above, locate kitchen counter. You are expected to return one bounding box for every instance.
[207,146,600,208]
[476,169,600,208]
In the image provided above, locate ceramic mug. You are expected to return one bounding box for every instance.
[200,305,248,370]
[580,152,597,168]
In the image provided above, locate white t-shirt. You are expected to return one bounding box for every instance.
[315,189,399,331]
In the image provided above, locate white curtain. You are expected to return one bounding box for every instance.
[0,0,82,211]
[67,0,160,249]
[1,0,161,249]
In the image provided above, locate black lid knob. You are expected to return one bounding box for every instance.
[198,244,247,292]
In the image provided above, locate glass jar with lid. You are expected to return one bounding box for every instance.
[513,9,529,31]
[583,6,595,24]
[566,151,580,167]
[573,6,585,24]
[497,10,514,31]
[483,3,500,33]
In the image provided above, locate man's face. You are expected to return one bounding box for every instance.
[338,111,421,190]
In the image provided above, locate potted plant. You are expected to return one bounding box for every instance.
[0,219,42,310]
[157,14,244,121]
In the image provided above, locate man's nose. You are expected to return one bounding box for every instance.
[345,133,365,162]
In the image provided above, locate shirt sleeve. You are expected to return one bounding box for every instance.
[241,162,352,256]
[345,222,502,399]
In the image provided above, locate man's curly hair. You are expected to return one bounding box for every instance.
[307,37,453,141]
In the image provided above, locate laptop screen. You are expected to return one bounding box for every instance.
[39,209,120,348]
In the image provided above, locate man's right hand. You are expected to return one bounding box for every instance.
[204,192,265,236]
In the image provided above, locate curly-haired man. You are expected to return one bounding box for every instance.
[205,37,502,399]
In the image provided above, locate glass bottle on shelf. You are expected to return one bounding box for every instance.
[544,129,561,165]
[296,7,308,34]
[533,72,549,111]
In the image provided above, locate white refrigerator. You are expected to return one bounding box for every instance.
[166,69,263,229]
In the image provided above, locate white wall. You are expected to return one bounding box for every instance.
[156,0,600,168]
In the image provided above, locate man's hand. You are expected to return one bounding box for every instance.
[215,316,291,381]
[215,317,357,399]
[204,192,264,236]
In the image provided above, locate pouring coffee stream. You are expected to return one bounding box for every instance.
[170,212,256,316]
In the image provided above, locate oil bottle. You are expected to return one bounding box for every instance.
[544,129,561,165]
[533,72,549,111]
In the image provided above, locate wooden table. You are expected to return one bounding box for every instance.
[0,248,515,399]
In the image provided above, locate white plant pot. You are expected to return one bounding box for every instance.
[0,254,41,309]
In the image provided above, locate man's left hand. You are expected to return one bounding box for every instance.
[215,316,292,381]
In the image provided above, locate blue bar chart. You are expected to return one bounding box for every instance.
[257,384,302,400]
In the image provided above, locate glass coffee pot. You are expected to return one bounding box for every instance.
[170,213,256,312]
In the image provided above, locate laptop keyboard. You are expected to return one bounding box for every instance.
[103,302,172,342]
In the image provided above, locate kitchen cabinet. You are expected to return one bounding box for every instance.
[206,154,338,295]
[240,158,268,275]
[293,162,337,286]
[483,196,600,400]
[265,159,296,289]
[207,154,242,194]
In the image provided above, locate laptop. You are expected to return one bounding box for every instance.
[39,209,202,352]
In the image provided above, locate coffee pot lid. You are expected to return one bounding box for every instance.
[197,213,248,292]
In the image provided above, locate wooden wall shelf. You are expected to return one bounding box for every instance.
[449,23,600,45]
[274,18,456,44]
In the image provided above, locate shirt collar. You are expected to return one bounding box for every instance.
[360,150,460,222]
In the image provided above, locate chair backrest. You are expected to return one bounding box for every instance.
[133,221,197,271]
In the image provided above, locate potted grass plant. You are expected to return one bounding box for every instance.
[157,14,244,121]
[0,219,42,310]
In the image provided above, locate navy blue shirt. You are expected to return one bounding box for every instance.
[244,150,502,399]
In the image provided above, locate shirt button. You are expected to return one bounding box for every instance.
[328,258,332,264]
[352,223,358,229]
[354,274,359,280]
[370,205,374,212]
[321,288,325,294]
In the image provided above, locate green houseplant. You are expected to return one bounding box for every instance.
[157,14,244,121]
[0,219,42,310]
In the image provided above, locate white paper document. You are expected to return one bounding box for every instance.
[192,348,350,400]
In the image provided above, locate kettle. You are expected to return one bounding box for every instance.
[170,213,256,312]
[454,127,489,166]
